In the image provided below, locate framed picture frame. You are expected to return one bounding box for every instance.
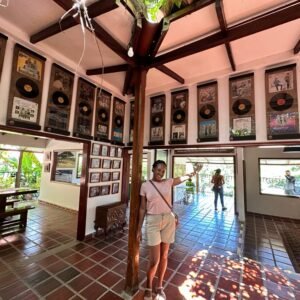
[89,186,100,197]
[149,94,165,145]
[90,158,101,169]
[101,172,111,182]
[112,182,120,194]
[102,159,111,169]
[90,172,100,183]
[44,151,52,161]
[112,171,120,181]
[76,154,82,178]
[112,160,121,169]
[117,147,122,158]
[101,145,109,157]
[111,97,125,145]
[92,143,101,156]
[100,185,110,196]
[44,163,51,173]
[110,146,116,157]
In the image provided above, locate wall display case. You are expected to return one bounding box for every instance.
[149,94,165,145]
[111,97,125,145]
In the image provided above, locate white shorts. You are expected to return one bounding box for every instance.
[146,213,176,246]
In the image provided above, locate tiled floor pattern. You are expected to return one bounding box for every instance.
[0,197,299,299]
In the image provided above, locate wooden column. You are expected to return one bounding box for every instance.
[124,67,147,295]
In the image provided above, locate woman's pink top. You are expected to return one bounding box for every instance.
[140,179,174,214]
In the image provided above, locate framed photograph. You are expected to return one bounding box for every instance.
[112,171,120,181]
[100,185,110,196]
[112,160,121,169]
[102,159,111,169]
[117,147,122,158]
[101,172,111,182]
[55,169,73,183]
[89,186,100,198]
[101,145,109,157]
[112,182,120,194]
[44,163,51,173]
[76,154,82,178]
[90,158,101,169]
[90,172,100,183]
[57,151,76,168]
[44,151,52,161]
[92,143,101,156]
[111,97,125,145]
[110,146,116,157]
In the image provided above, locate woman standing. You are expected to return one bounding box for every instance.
[211,169,226,211]
[137,160,202,300]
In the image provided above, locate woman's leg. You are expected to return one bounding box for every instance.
[220,188,225,208]
[156,242,170,288]
[214,190,218,209]
[146,244,161,295]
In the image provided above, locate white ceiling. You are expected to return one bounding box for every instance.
[0,0,298,96]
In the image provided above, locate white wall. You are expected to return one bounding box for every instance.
[244,147,300,219]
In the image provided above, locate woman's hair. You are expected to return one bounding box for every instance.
[152,160,167,169]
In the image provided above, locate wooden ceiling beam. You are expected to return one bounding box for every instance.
[215,0,236,71]
[151,2,300,67]
[149,20,169,58]
[31,0,119,43]
[86,64,129,76]
[155,65,185,84]
[294,39,300,54]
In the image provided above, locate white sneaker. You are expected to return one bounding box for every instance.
[155,287,166,300]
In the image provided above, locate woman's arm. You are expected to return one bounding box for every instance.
[137,195,147,240]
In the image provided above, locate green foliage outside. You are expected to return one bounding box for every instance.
[0,151,19,188]
[21,152,42,189]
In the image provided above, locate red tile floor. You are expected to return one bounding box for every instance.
[0,197,299,299]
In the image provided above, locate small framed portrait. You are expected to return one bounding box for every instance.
[101,172,111,182]
[90,172,100,183]
[89,186,100,197]
[102,159,111,169]
[112,160,121,169]
[44,151,52,161]
[101,145,109,157]
[110,146,116,157]
[90,158,101,169]
[117,147,122,158]
[44,163,51,173]
[112,171,120,181]
[92,143,101,156]
[100,185,110,196]
[112,182,119,194]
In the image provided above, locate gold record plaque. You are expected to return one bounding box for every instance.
[149,94,165,145]
[94,89,111,142]
[265,64,299,140]
[170,89,188,144]
[7,44,45,130]
[111,97,125,145]
[0,33,7,81]
[128,100,134,146]
[229,73,255,141]
[197,81,218,142]
[44,64,74,135]
[73,78,95,139]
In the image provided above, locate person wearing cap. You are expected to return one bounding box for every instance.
[211,169,227,211]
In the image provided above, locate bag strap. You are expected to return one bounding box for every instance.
[149,180,172,211]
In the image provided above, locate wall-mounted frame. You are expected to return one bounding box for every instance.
[101,145,109,157]
[117,147,122,158]
[44,163,51,173]
[112,160,121,169]
[89,186,100,197]
[112,171,120,181]
[197,81,218,142]
[112,182,120,194]
[101,172,111,182]
[111,97,125,145]
[0,34,8,81]
[110,146,116,157]
[90,158,101,169]
[76,154,82,178]
[149,94,165,145]
[90,172,100,183]
[44,151,52,161]
[92,143,101,156]
[100,185,110,196]
[102,159,111,169]
[265,64,299,140]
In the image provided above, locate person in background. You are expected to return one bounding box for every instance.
[211,169,226,211]
[137,160,202,300]
[284,170,295,195]
[185,178,195,203]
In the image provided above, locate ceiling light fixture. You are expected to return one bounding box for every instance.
[127,46,134,57]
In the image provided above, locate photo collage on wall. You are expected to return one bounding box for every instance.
[88,142,122,198]
[94,89,111,142]
[170,89,188,144]
[197,81,218,142]
[7,44,46,130]
[265,64,299,140]
[111,97,125,146]
[149,94,165,145]
[73,78,95,139]
[44,64,74,135]
[229,73,255,140]
[128,100,134,146]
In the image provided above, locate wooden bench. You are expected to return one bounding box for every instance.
[0,205,35,232]
[5,198,21,208]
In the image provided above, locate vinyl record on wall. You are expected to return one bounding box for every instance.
[269,93,293,111]
[232,98,252,115]
[79,101,91,116]
[151,114,163,126]
[98,108,108,122]
[199,104,215,119]
[16,77,39,98]
[114,116,123,128]
[52,91,69,106]
[172,110,185,123]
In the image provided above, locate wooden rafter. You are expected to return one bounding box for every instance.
[151,2,300,67]
[294,39,300,54]
[86,64,128,76]
[155,65,184,84]
[215,0,236,71]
